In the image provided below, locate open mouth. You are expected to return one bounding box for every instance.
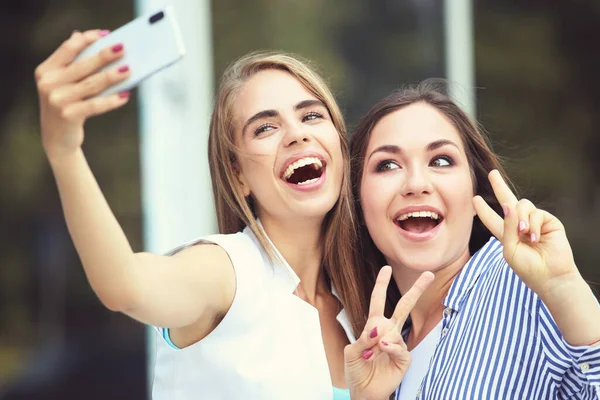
[395,211,443,234]
[282,157,326,185]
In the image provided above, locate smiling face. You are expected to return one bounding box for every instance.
[360,102,475,273]
[232,69,344,225]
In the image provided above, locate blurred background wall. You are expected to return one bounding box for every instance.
[0,0,598,399]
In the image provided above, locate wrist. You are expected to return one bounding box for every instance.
[538,272,600,346]
[537,270,584,307]
[349,391,388,400]
[46,146,83,170]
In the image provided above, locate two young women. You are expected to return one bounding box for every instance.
[36,30,600,399]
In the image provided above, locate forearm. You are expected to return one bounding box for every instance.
[540,272,600,346]
[49,148,140,310]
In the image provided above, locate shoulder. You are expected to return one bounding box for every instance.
[468,238,534,303]
[169,230,260,263]
[167,231,256,256]
[477,238,539,309]
[476,237,505,266]
[469,237,509,281]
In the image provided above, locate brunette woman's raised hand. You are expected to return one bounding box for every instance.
[474,169,600,346]
[345,266,434,400]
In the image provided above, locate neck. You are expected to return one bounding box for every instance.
[259,213,327,304]
[391,249,470,336]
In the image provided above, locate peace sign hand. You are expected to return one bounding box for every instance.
[345,266,434,400]
[473,170,578,299]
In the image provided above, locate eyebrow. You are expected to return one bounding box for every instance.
[295,99,326,111]
[241,99,327,136]
[367,139,460,162]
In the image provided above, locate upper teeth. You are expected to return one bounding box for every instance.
[283,157,323,180]
[397,211,440,221]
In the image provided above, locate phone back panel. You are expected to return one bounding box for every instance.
[75,6,186,96]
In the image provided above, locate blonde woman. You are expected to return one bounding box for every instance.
[36,29,369,399]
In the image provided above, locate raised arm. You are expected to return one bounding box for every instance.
[473,170,600,347]
[36,30,235,329]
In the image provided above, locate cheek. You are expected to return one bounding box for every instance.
[330,135,344,161]
[360,175,389,223]
[446,175,475,223]
[324,132,344,180]
[240,139,278,170]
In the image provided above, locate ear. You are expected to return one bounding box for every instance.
[233,162,251,197]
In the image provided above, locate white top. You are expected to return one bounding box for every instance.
[396,319,443,400]
[151,226,356,400]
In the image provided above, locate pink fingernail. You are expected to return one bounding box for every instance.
[502,204,509,217]
[519,221,526,232]
[119,91,130,99]
[118,65,129,73]
[530,233,536,243]
[369,327,378,338]
[381,341,389,346]
[112,43,123,53]
[361,349,373,360]
[98,30,110,37]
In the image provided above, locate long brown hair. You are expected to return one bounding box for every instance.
[208,51,367,334]
[350,79,515,315]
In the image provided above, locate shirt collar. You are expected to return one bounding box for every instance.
[243,220,300,293]
[243,220,354,339]
[443,236,503,312]
[242,220,343,304]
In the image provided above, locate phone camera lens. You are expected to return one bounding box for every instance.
[149,11,164,24]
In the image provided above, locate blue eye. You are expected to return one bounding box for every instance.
[430,155,453,167]
[375,160,400,172]
[303,111,323,122]
[254,123,276,136]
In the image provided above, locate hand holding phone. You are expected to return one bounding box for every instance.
[36,6,185,160]
[74,6,186,97]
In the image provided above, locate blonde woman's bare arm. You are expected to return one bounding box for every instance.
[38,30,235,329]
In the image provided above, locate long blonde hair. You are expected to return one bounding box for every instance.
[207,51,367,335]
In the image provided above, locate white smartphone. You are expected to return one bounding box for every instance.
[74,6,186,96]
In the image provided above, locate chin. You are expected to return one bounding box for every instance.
[388,248,446,273]
[294,195,339,219]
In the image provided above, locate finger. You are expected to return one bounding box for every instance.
[344,342,376,363]
[379,341,411,367]
[528,209,544,243]
[516,199,536,237]
[473,195,504,239]
[66,41,125,83]
[344,342,376,366]
[48,65,130,107]
[488,169,518,208]
[61,92,130,120]
[40,42,125,92]
[346,324,381,362]
[380,324,404,347]
[35,30,107,81]
[368,266,392,318]
[391,271,434,328]
[501,201,520,253]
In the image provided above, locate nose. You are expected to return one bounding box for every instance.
[283,121,311,147]
[401,167,433,197]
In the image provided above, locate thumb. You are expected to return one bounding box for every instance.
[345,324,381,363]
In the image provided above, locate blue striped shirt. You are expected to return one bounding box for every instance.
[396,237,600,399]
